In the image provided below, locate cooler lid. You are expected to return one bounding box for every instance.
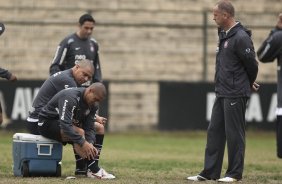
[13,133,59,143]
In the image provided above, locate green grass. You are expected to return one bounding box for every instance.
[0,130,281,184]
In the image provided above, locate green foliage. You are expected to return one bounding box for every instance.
[0,130,280,184]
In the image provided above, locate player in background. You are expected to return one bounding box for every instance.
[48,14,114,179]
[0,22,18,125]
[257,13,282,158]
[49,13,102,83]
[0,68,17,125]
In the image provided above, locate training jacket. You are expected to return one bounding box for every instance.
[215,22,258,98]
[257,27,282,111]
[39,87,97,146]
[28,69,78,121]
[49,33,102,83]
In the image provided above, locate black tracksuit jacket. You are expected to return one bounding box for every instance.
[49,33,102,83]
[215,22,258,98]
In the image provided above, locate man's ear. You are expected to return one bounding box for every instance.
[223,12,228,19]
[89,87,95,94]
[73,65,80,72]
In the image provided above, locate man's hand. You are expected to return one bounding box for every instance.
[9,74,17,82]
[252,82,260,92]
[74,141,98,160]
[96,115,107,126]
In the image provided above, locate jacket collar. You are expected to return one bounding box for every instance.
[218,22,252,40]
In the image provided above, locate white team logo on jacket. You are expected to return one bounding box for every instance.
[90,42,95,52]
[61,99,68,120]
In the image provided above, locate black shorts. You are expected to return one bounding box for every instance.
[38,118,62,142]
[26,121,40,135]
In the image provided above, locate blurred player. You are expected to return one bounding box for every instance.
[0,68,17,125]
[0,22,18,125]
[257,13,282,158]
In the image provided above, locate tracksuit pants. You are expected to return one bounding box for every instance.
[200,97,248,180]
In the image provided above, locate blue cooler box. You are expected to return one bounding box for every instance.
[13,133,63,177]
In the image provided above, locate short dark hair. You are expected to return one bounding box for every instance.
[216,0,235,17]
[79,14,96,25]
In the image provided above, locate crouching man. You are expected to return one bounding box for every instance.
[38,83,113,178]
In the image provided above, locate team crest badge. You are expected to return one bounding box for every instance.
[224,41,228,48]
[90,43,94,52]
[86,109,90,115]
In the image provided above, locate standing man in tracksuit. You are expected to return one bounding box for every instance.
[257,13,282,158]
[187,0,259,182]
[49,14,115,179]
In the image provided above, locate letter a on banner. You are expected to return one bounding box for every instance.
[11,88,34,120]
[267,93,276,122]
[206,92,216,121]
[246,93,263,122]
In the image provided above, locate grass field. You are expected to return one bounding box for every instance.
[0,129,281,184]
